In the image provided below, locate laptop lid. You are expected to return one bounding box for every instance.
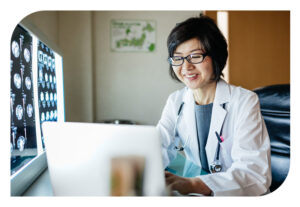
[43,122,166,196]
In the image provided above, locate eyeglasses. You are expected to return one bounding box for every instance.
[168,53,208,66]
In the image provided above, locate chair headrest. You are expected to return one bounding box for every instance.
[253,84,290,113]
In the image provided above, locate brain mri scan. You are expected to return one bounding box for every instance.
[10,25,37,175]
[24,48,31,63]
[25,76,31,90]
[27,104,33,118]
[10,24,63,176]
[37,40,58,148]
[11,41,20,58]
[13,73,22,89]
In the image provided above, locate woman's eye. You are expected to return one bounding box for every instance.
[173,57,182,61]
[190,55,201,58]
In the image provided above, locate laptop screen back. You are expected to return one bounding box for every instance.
[43,122,166,196]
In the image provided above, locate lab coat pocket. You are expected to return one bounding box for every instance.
[177,124,190,146]
[220,137,233,169]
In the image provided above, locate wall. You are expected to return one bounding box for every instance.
[23,11,94,122]
[58,12,93,122]
[206,11,290,90]
[93,11,200,125]
[228,11,290,89]
[22,11,201,124]
[22,11,59,45]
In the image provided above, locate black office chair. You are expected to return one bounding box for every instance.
[253,84,290,192]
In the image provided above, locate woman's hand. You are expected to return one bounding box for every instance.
[165,171,212,195]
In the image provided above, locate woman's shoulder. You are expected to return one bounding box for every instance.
[168,87,187,101]
[227,83,260,109]
[228,83,258,100]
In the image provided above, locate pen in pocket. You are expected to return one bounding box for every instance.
[215,131,224,143]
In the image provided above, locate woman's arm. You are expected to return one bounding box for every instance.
[165,171,212,195]
[156,93,179,167]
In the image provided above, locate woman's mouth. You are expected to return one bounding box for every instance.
[184,74,198,81]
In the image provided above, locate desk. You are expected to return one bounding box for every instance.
[22,169,53,196]
[22,153,205,196]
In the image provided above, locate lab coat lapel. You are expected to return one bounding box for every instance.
[182,88,200,165]
[206,80,230,166]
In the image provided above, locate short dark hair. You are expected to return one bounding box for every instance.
[167,15,228,82]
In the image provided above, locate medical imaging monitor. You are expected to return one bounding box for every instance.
[10,20,65,196]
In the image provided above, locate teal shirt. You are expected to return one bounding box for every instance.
[194,103,213,173]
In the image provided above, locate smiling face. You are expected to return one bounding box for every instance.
[172,38,216,90]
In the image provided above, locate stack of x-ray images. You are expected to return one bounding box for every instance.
[37,41,58,148]
[10,23,62,176]
[10,25,37,174]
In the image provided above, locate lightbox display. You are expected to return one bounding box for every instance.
[10,25,37,175]
[10,23,65,176]
[37,41,58,148]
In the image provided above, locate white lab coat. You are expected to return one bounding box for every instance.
[157,79,272,196]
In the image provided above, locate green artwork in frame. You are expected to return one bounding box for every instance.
[111,19,156,52]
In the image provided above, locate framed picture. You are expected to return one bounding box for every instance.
[111,19,156,52]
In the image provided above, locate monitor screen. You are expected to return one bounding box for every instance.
[10,25,37,174]
[10,23,65,176]
[37,40,59,148]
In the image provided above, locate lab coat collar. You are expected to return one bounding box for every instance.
[181,79,231,167]
[206,79,231,168]
[183,79,230,105]
[213,79,231,105]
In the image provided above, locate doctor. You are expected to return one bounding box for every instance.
[157,15,271,196]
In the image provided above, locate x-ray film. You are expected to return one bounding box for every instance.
[10,25,37,175]
[37,41,58,148]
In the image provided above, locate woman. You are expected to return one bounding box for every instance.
[156,15,271,196]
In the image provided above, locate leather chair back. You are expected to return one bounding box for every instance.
[254,84,290,192]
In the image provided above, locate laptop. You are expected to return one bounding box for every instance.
[43,122,166,196]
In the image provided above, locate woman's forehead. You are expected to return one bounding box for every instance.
[174,38,204,54]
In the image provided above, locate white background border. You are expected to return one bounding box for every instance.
[1,0,298,206]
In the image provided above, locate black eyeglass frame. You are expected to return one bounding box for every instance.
[168,53,208,66]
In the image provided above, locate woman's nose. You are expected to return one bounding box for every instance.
[182,59,194,71]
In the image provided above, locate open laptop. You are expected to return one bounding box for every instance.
[43,122,166,196]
